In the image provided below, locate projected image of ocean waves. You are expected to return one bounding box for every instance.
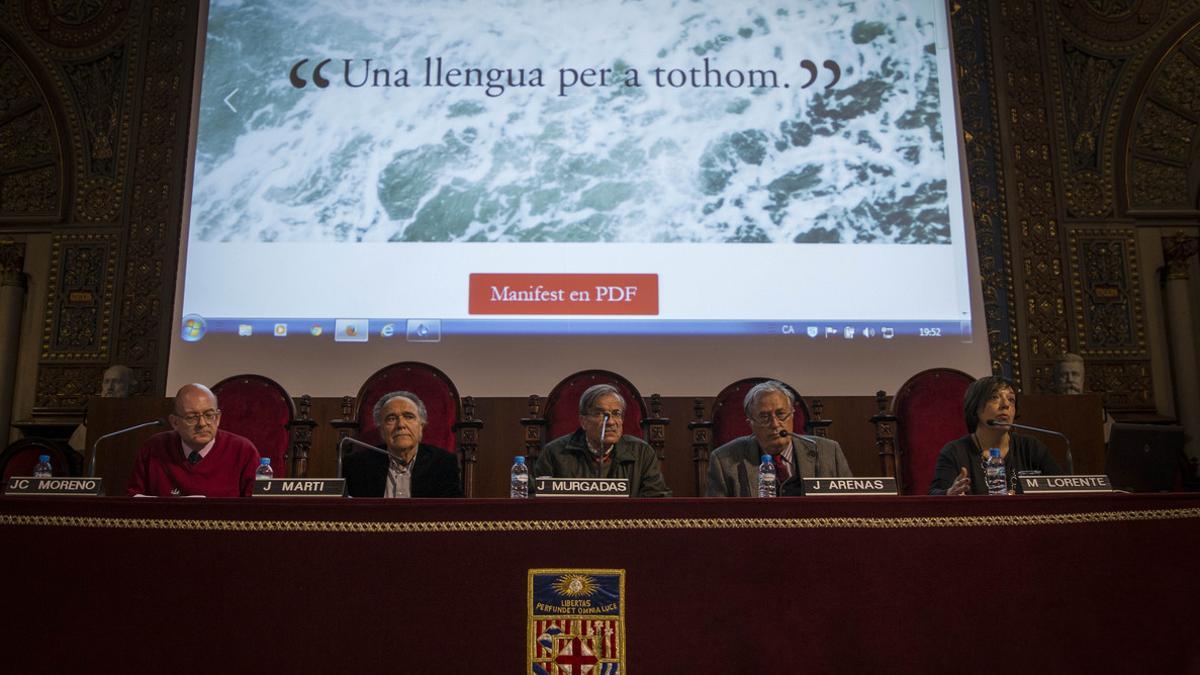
[191,0,951,244]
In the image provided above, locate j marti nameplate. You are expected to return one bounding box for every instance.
[252,478,346,497]
[4,477,105,496]
[534,477,631,497]
[801,477,898,496]
[1017,475,1111,494]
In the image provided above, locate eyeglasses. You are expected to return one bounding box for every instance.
[585,410,625,420]
[175,409,219,425]
[750,409,793,426]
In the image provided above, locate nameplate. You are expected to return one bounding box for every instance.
[252,478,346,497]
[801,477,898,496]
[534,477,630,497]
[1017,475,1111,494]
[4,477,105,496]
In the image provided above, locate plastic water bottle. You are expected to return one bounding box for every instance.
[33,455,52,478]
[758,454,777,498]
[985,448,1006,495]
[510,456,530,498]
[256,457,274,480]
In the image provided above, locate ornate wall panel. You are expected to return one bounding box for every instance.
[1008,0,1200,411]
[39,232,118,357]
[113,1,194,385]
[953,1,1021,381]
[2,0,197,412]
[1127,20,1200,212]
[1067,228,1147,355]
[993,0,1075,386]
[0,34,63,220]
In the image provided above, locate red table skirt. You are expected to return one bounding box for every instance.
[2,493,1197,674]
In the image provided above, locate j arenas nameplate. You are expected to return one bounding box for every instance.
[5,476,105,496]
[534,477,631,498]
[252,478,346,497]
[801,477,898,496]
[1017,475,1111,494]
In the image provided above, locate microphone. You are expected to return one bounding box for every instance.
[337,436,392,478]
[597,413,611,455]
[986,419,1074,474]
[89,419,164,477]
[779,430,817,457]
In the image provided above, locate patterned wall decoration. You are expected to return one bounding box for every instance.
[1072,232,1145,353]
[0,0,196,411]
[952,1,1020,381]
[113,1,194,381]
[0,35,62,220]
[40,232,118,359]
[1019,0,1200,411]
[1059,44,1123,218]
[1127,20,1200,211]
[995,1,1074,385]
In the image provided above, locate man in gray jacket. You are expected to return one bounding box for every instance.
[706,380,852,497]
[533,383,671,497]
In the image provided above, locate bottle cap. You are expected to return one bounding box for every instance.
[514,456,525,464]
[38,454,50,462]
[260,457,271,465]
[989,448,1000,458]
[761,454,772,464]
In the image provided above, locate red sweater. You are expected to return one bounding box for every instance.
[126,430,260,497]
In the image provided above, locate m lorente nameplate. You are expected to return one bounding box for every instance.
[534,477,630,497]
[5,477,105,496]
[252,478,346,497]
[801,477,898,496]
[1017,475,1111,494]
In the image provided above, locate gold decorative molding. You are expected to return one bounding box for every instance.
[2,507,1198,533]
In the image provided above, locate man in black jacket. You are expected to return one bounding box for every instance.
[343,391,462,498]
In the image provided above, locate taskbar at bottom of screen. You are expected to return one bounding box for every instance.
[178,316,972,342]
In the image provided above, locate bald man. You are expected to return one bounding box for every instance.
[126,384,261,497]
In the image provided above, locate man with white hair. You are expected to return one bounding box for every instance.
[706,380,852,497]
[342,390,462,498]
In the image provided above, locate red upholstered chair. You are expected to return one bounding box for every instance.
[521,370,667,461]
[872,368,975,495]
[688,378,816,495]
[0,438,82,480]
[211,375,315,478]
[330,362,482,496]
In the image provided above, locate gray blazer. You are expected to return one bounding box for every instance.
[706,434,853,497]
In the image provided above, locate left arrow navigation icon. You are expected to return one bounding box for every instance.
[223,88,239,113]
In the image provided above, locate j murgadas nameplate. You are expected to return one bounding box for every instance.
[1018,475,1111,494]
[5,476,105,496]
[252,478,345,497]
[801,477,898,496]
[534,477,630,497]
